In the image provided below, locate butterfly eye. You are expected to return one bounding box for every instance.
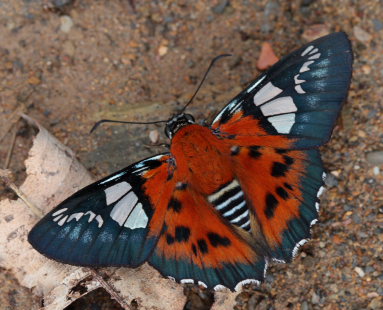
[185,114,195,123]
[164,126,172,139]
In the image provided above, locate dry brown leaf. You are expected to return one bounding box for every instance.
[0,115,186,309]
[211,289,237,310]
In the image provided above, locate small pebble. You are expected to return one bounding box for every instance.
[300,301,309,310]
[366,151,383,165]
[311,292,320,304]
[60,15,74,33]
[302,24,330,41]
[373,166,380,175]
[324,173,338,188]
[158,45,168,56]
[149,130,160,144]
[62,40,75,56]
[368,297,383,310]
[372,19,383,31]
[28,75,41,85]
[51,0,75,8]
[211,0,229,14]
[354,266,365,278]
[353,26,372,43]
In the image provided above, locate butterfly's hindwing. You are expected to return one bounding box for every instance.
[229,145,325,262]
[148,184,266,290]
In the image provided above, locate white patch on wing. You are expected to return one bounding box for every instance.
[310,219,318,226]
[263,259,269,278]
[52,208,68,216]
[308,53,321,60]
[246,75,266,93]
[58,215,68,226]
[110,191,138,226]
[180,279,194,284]
[95,215,104,228]
[294,74,305,84]
[317,186,325,197]
[301,45,314,56]
[292,239,308,258]
[85,211,96,222]
[295,85,305,94]
[315,202,320,212]
[67,212,84,222]
[267,113,296,133]
[124,203,148,229]
[253,82,283,106]
[198,281,207,288]
[309,47,318,55]
[53,214,63,222]
[213,284,226,291]
[260,96,297,116]
[105,182,132,205]
[300,60,315,73]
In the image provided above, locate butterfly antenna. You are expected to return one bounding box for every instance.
[180,53,232,113]
[90,119,167,134]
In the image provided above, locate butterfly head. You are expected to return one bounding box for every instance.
[165,113,195,139]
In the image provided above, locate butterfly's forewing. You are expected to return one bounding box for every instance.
[212,32,352,149]
[28,154,172,267]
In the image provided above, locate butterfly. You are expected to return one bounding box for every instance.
[28,32,353,291]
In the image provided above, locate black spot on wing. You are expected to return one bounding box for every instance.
[166,234,175,245]
[167,172,173,181]
[249,146,262,159]
[265,193,278,218]
[168,197,182,213]
[175,226,191,242]
[271,162,288,177]
[197,239,209,254]
[192,244,197,256]
[276,186,289,200]
[283,155,294,166]
[276,149,288,154]
[284,182,293,190]
[207,232,231,247]
[176,182,188,190]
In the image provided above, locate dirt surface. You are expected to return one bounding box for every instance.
[0,0,382,309]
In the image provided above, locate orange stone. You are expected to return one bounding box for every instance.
[256,42,279,71]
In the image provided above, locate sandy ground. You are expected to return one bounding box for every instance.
[0,0,382,309]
